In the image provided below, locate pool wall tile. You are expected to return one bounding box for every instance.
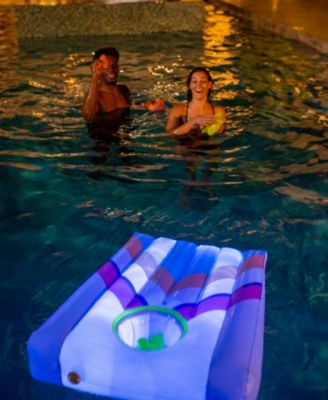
[14,2,204,38]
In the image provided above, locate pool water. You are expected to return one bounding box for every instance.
[1,4,328,400]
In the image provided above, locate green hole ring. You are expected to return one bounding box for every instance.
[112,305,189,347]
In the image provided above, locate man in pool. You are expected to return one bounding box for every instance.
[82,47,165,122]
[82,47,130,122]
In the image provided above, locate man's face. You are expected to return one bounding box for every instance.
[98,55,119,84]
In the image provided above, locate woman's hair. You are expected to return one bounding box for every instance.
[186,67,213,102]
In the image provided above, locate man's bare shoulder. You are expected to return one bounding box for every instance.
[118,84,129,92]
[118,84,131,104]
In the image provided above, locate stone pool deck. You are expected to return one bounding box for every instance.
[217,0,328,54]
[13,1,204,38]
[2,0,328,54]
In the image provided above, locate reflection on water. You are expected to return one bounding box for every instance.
[0,0,84,4]
[203,3,241,102]
[0,7,19,92]
[0,3,328,400]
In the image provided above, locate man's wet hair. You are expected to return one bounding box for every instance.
[93,47,120,61]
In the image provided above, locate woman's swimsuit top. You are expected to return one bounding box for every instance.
[179,102,224,136]
[183,102,215,123]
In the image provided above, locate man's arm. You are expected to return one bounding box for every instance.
[82,73,100,122]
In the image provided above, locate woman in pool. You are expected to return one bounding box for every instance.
[166,67,226,137]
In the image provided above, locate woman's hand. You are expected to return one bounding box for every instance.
[193,114,216,128]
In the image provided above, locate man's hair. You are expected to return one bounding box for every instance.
[93,47,120,61]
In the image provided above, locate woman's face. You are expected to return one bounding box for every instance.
[189,71,212,100]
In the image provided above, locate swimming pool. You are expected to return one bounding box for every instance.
[1,3,327,400]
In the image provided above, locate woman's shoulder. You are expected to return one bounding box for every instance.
[214,105,225,115]
[169,102,186,116]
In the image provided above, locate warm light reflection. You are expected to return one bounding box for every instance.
[28,80,48,89]
[62,53,88,98]
[203,5,235,51]
[0,161,42,171]
[64,76,84,98]
[0,0,83,4]
[275,183,328,205]
[0,7,20,91]
[272,0,279,13]
[202,4,239,101]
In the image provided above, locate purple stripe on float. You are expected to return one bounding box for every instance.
[175,304,195,320]
[97,260,120,288]
[110,277,137,308]
[196,294,231,315]
[229,283,262,307]
[127,294,148,309]
[103,269,261,320]
[175,294,230,320]
[175,284,262,320]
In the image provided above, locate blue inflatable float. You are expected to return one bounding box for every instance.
[28,233,267,400]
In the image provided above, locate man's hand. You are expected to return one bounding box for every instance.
[91,60,103,78]
[142,98,166,112]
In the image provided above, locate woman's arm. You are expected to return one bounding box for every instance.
[166,104,216,136]
[166,104,197,136]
